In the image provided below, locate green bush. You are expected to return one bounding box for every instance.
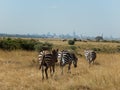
[42,42,53,50]
[116,45,120,52]
[68,40,75,45]
[34,42,53,52]
[73,38,77,41]
[0,38,20,50]
[0,38,53,51]
[20,39,37,50]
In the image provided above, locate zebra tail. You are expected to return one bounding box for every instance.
[39,55,45,70]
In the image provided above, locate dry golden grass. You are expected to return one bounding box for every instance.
[0,39,120,90]
[0,49,120,90]
[38,38,120,53]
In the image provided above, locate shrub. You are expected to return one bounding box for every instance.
[0,38,38,51]
[116,45,120,52]
[42,42,53,50]
[34,42,53,52]
[0,38,20,50]
[20,39,37,50]
[68,40,75,45]
[0,38,53,51]
[73,38,77,41]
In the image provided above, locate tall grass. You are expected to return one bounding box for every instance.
[0,49,120,90]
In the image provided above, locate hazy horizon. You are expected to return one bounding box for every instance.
[0,0,120,38]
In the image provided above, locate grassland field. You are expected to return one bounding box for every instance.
[0,38,120,90]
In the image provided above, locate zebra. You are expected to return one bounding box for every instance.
[84,50,96,66]
[39,49,58,80]
[38,50,51,68]
[59,50,78,74]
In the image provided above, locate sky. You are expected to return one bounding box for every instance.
[0,0,120,37]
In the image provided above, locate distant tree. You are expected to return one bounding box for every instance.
[95,36,103,42]
[73,38,77,41]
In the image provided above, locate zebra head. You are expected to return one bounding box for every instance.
[52,49,59,62]
[72,53,78,68]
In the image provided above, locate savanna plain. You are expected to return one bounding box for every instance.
[0,39,120,90]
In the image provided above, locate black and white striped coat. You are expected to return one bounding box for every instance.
[58,50,78,74]
[39,49,58,79]
[38,50,51,68]
[84,50,96,65]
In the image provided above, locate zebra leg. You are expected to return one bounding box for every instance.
[50,65,55,77]
[45,67,48,79]
[88,60,91,68]
[61,66,64,75]
[68,63,71,73]
[50,67,52,75]
[39,63,42,70]
[52,65,55,74]
[92,60,94,65]
[50,66,52,76]
[41,66,44,80]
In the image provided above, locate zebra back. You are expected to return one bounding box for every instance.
[59,50,78,67]
[41,49,58,67]
[58,50,78,74]
[38,50,51,64]
[84,50,96,63]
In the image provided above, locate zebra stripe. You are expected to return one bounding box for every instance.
[84,50,96,65]
[38,51,44,64]
[59,50,78,74]
[39,49,58,79]
[38,50,51,65]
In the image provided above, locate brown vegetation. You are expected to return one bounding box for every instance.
[0,39,120,90]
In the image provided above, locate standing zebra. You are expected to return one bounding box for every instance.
[59,50,78,74]
[39,49,58,80]
[38,50,51,69]
[84,50,96,66]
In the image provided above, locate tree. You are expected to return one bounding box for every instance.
[95,36,103,42]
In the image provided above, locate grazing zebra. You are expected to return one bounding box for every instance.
[39,49,58,80]
[84,50,96,65]
[59,50,78,74]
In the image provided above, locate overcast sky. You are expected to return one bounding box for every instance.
[0,0,120,37]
